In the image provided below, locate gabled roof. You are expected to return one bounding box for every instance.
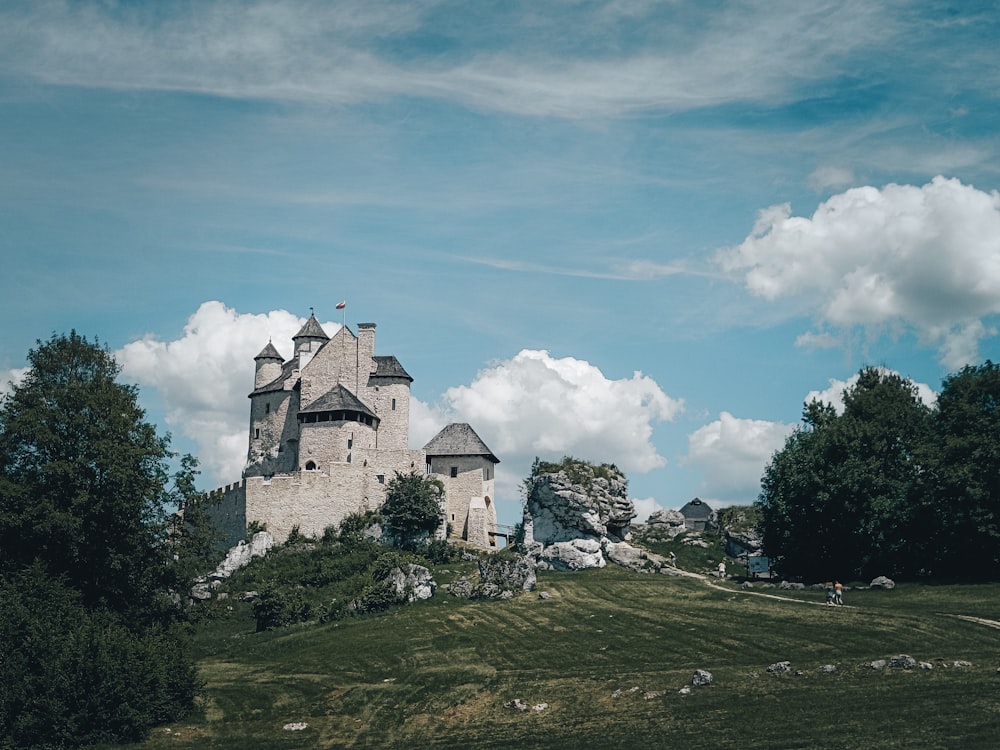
[371,355,413,382]
[679,498,712,518]
[292,313,329,342]
[300,384,378,420]
[423,423,499,464]
[254,341,284,361]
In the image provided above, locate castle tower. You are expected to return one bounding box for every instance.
[424,423,499,547]
[292,312,330,368]
[253,341,284,390]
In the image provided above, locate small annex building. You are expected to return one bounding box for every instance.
[206,312,499,548]
[679,497,713,531]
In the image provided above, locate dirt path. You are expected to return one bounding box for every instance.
[671,567,836,607]
[942,614,1000,630]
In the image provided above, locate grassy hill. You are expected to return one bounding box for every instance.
[113,540,1000,750]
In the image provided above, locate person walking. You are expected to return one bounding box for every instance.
[718,560,726,579]
[825,582,835,606]
[669,551,677,567]
[834,580,844,605]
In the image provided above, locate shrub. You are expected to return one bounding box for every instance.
[252,587,312,631]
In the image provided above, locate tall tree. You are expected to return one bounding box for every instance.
[757,368,932,580]
[0,332,173,618]
[917,361,1000,578]
[0,332,200,747]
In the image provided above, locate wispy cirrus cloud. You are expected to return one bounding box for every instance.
[0,1,898,118]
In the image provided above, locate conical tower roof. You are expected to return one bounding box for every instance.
[292,313,329,343]
[254,341,284,361]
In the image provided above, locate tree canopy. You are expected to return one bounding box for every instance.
[0,332,200,748]
[381,470,444,548]
[756,363,1000,581]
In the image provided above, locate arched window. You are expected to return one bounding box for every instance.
[305,460,317,471]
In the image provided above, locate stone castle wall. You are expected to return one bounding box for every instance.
[208,447,427,546]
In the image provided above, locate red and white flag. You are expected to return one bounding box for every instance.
[335,300,346,310]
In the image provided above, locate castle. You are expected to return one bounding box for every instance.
[206,313,500,548]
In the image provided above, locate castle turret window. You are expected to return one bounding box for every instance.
[254,428,260,439]
[450,466,458,478]
[305,460,317,470]
[391,398,396,410]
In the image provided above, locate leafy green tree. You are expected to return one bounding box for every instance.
[757,367,932,580]
[916,361,1000,578]
[0,332,173,619]
[0,332,199,746]
[381,470,444,548]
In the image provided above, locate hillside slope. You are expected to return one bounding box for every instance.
[122,562,1000,750]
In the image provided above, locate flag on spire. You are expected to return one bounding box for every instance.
[335,300,346,310]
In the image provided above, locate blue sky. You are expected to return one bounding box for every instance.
[2,1,999,526]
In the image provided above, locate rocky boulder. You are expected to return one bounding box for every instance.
[536,538,606,571]
[478,553,537,593]
[870,575,896,590]
[524,460,634,544]
[634,508,686,542]
[523,458,637,570]
[190,531,274,602]
[446,552,537,599]
[383,563,436,603]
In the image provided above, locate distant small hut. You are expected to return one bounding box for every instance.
[679,498,713,531]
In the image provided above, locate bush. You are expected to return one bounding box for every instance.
[251,586,313,631]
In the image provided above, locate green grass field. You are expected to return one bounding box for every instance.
[112,556,1000,750]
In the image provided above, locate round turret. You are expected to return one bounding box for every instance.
[292,313,329,356]
[254,341,284,390]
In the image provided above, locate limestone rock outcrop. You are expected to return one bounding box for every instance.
[190,531,274,601]
[637,508,686,541]
[383,563,436,603]
[522,459,638,570]
[446,552,537,598]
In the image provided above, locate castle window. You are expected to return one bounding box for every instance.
[377,474,385,484]
[265,402,270,414]
[391,398,396,410]
[347,437,353,449]
[450,466,458,478]
[305,460,317,470]
[254,428,260,440]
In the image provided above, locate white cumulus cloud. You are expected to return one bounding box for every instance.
[117,301,339,485]
[719,176,1000,368]
[420,349,684,507]
[684,411,796,503]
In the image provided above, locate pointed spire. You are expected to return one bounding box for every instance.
[254,341,284,361]
[292,312,330,343]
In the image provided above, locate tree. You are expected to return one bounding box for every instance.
[916,361,1000,578]
[0,332,199,747]
[0,332,174,619]
[756,368,932,580]
[381,470,444,549]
